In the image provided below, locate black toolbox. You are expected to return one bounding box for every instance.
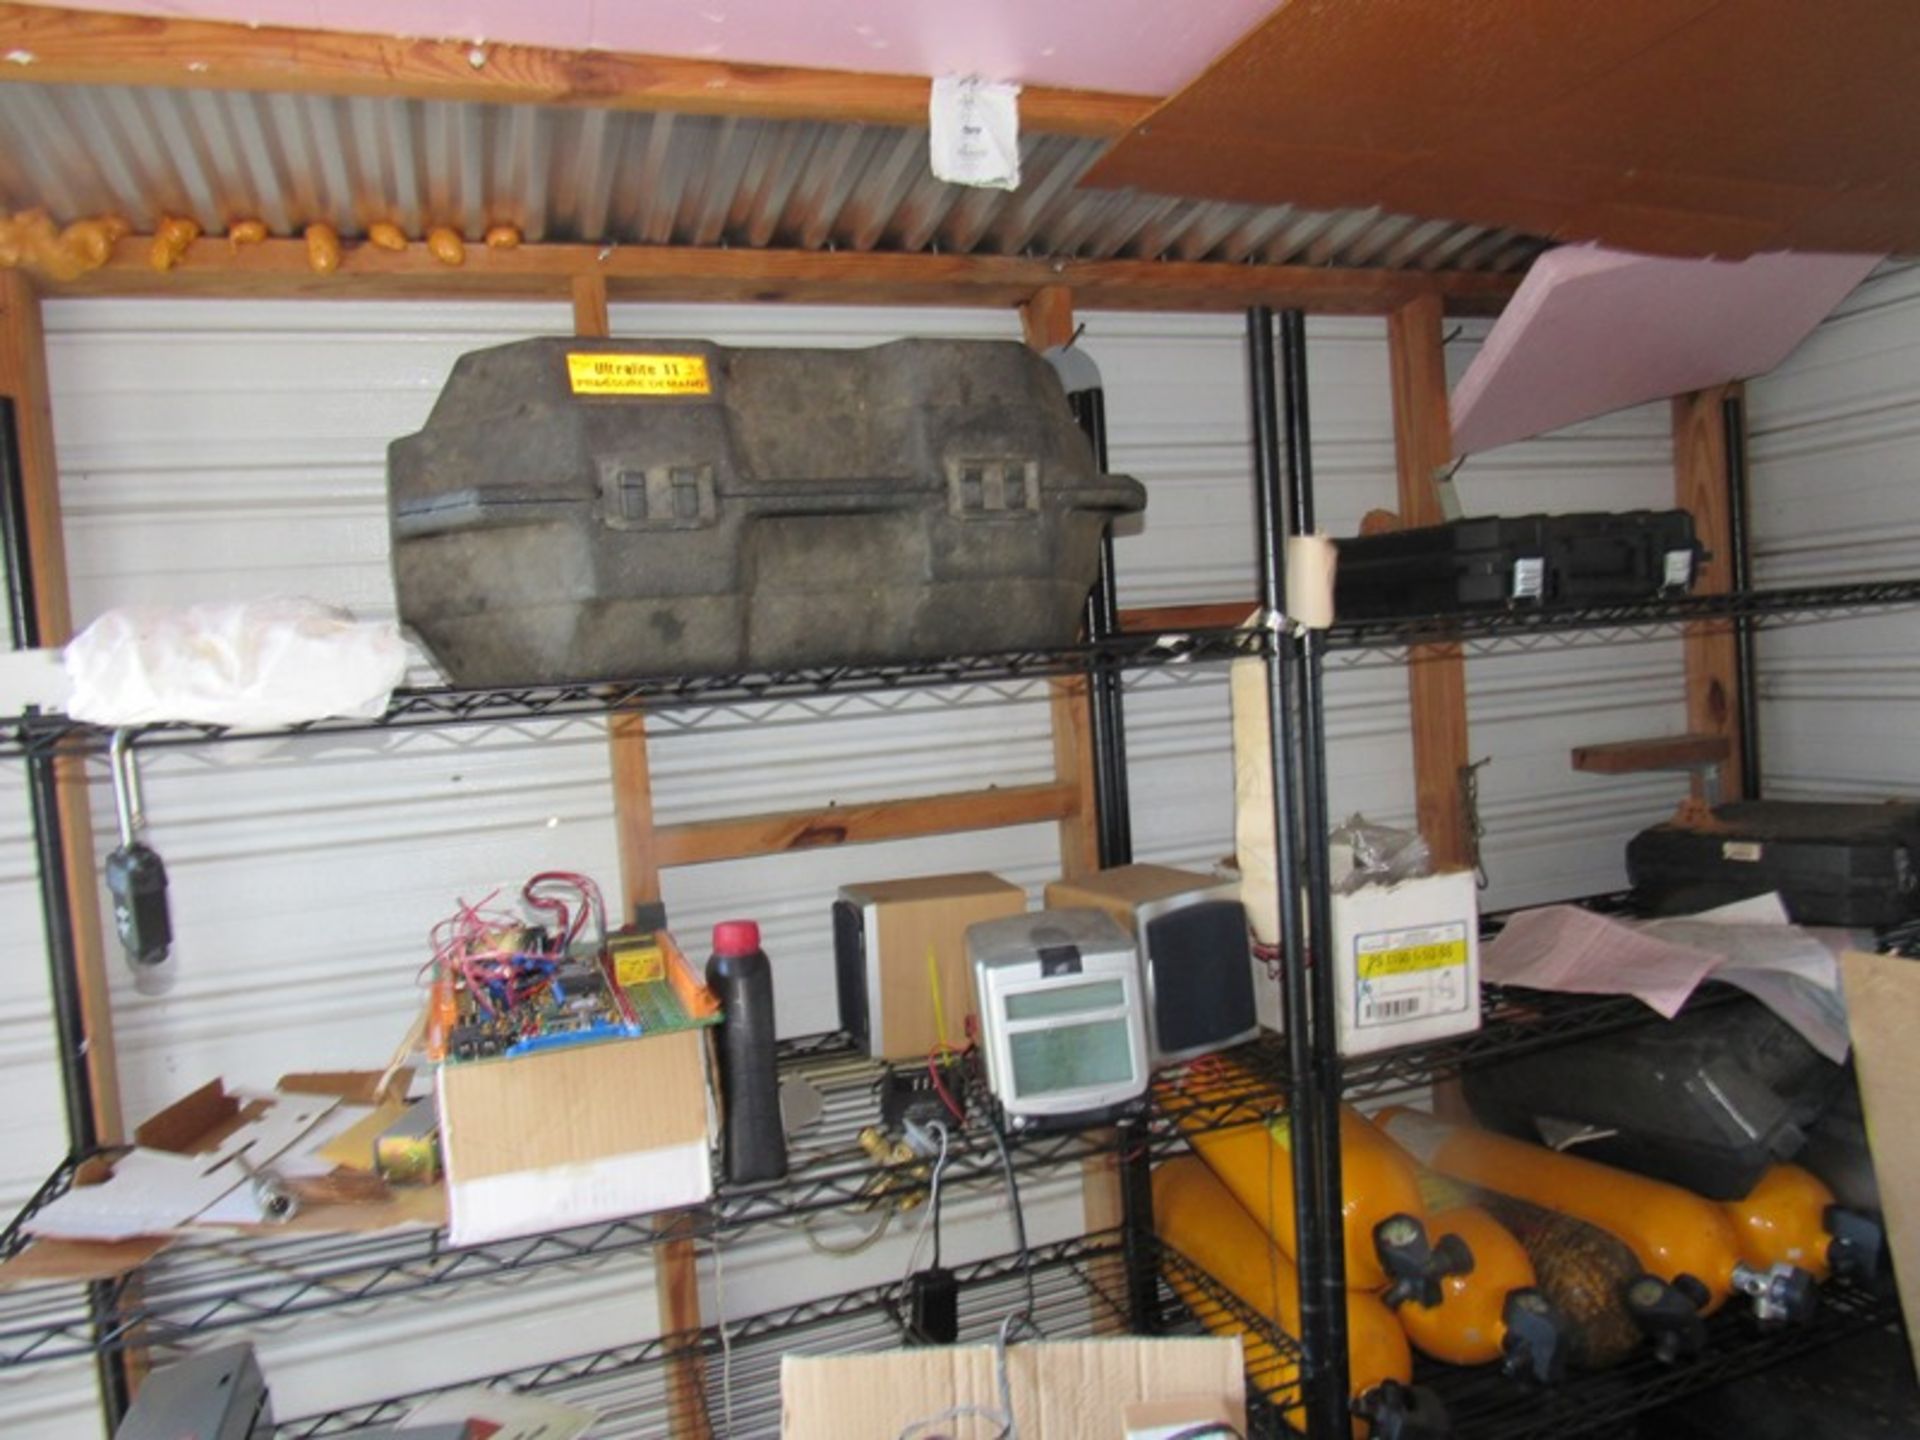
[1332,510,1701,619]
[1461,996,1844,1199]
[1627,800,1920,927]
[388,337,1146,685]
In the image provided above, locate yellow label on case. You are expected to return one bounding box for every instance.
[566,352,711,396]
[1356,937,1468,980]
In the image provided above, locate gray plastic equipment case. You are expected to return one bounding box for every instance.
[388,337,1146,685]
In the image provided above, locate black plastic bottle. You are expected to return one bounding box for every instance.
[706,919,787,1184]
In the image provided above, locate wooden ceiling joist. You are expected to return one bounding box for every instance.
[25,237,1520,314]
[0,2,1153,137]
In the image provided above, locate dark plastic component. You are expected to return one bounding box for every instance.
[1376,1213,1474,1309]
[908,1266,958,1345]
[1141,899,1259,1059]
[1500,1287,1571,1387]
[104,842,171,971]
[1628,800,1920,927]
[829,898,871,1053]
[1333,510,1700,620]
[707,927,787,1186]
[631,899,668,933]
[1626,1273,1710,1364]
[388,337,1147,685]
[1355,1380,1451,1440]
[1462,997,1843,1199]
[1823,1205,1885,1284]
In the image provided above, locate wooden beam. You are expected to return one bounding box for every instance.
[1117,600,1252,633]
[1388,293,1473,872]
[0,270,122,1147]
[1572,733,1732,775]
[1020,284,1076,350]
[655,1213,712,1440]
[570,273,611,339]
[1675,384,1743,801]
[28,237,1522,316]
[1018,286,1103,879]
[0,3,1151,138]
[656,783,1076,870]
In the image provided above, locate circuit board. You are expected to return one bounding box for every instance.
[436,925,717,1065]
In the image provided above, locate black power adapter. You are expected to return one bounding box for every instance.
[908,1265,958,1344]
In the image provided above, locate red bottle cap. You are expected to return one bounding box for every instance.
[711,919,761,955]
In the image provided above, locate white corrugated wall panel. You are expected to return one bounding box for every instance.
[1746,262,1920,798]
[6,297,1680,1436]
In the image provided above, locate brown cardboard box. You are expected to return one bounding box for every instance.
[438,1026,715,1246]
[1044,863,1223,930]
[1839,949,1920,1374]
[837,873,1026,1058]
[780,1337,1244,1440]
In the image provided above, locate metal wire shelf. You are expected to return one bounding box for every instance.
[0,984,1734,1369]
[0,627,1265,759]
[1325,575,1920,663]
[1423,1271,1900,1440]
[271,1232,1307,1440]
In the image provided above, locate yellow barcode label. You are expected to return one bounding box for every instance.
[1357,937,1467,980]
[566,352,711,396]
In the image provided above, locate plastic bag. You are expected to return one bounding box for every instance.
[65,597,407,727]
[1330,813,1432,894]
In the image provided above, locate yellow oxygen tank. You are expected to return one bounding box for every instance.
[1396,1168,1567,1381]
[1171,1064,1465,1295]
[1377,1108,1816,1326]
[1722,1162,1883,1283]
[1154,1156,1411,1432]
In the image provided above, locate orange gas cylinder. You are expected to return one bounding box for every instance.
[1397,1169,1566,1382]
[1722,1162,1885,1283]
[1173,1072,1459,1294]
[1377,1108,1815,1326]
[1154,1155,1411,1429]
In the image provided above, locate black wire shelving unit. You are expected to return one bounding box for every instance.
[269,1232,1308,1440]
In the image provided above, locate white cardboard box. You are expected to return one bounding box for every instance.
[1255,869,1481,1056]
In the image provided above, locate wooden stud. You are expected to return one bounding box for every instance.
[1019,284,1076,350]
[0,271,123,1147]
[655,1213,712,1440]
[1571,733,1731,775]
[570,273,612,340]
[656,782,1077,869]
[32,237,1522,317]
[1388,293,1474,873]
[0,3,1151,138]
[1674,383,1744,799]
[1117,600,1254,633]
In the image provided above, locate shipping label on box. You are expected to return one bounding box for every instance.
[1334,870,1481,1057]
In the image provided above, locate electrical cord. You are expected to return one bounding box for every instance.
[986,1111,1037,1325]
[804,1204,893,1256]
[713,1229,736,1438]
[898,1121,952,1293]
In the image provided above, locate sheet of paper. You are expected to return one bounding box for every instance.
[1484,893,1852,1056]
[402,1386,596,1438]
[1482,905,1718,1017]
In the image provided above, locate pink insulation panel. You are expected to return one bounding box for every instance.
[1451,245,1881,457]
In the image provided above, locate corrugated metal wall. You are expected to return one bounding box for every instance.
[1746,261,1920,798]
[0,298,1676,1437]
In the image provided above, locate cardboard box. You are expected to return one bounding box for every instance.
[780,1337,1245,1440]
[438,1025,715,1246]
[836,873,1027,1058]
[1044,862,1223,926]
[1254,870,1481,1056]
[1839,949,1920,1376]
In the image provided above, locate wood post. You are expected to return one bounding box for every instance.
[1387,294,1473,871]
[569,274,701,1434]
[1674,383,1744,799]
[0,271,123,1147]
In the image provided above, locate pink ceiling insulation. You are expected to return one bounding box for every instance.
[1450,246,1882,458]
[48,0,1280,95]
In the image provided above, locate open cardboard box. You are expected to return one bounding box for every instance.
[0,1071,447,1287]
[781,1337,1246,1440]
[438,1023,716,1246]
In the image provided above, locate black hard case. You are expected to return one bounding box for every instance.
[389,337,1145,686]
[1332,510,1700,619]
[1627,800,1920,927]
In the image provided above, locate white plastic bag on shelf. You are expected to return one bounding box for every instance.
[64,597,407,727]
